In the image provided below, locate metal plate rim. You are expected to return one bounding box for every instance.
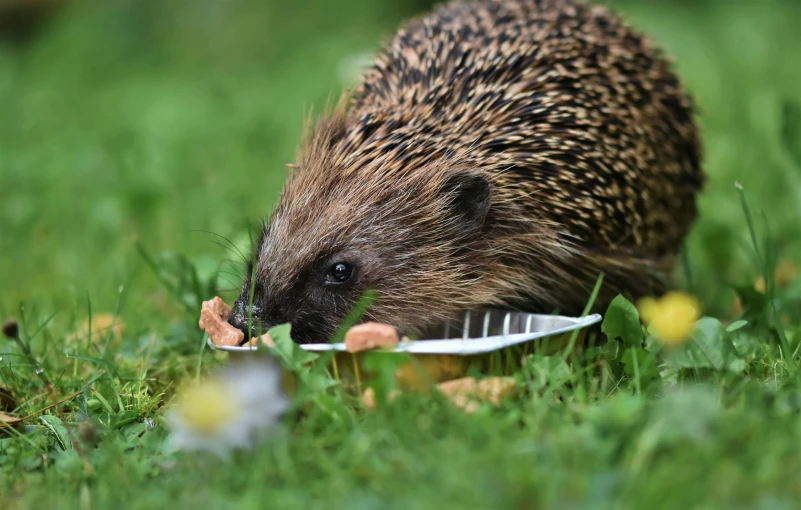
[205,311,602,356]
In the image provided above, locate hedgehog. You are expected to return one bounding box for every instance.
[226,0,704,345]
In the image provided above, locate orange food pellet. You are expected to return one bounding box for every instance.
[199,298,244,347]
[344,322,399,353]
[437,376,518,412]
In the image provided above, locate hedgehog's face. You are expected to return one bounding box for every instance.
[228,244,370,345]
[227,164,493,345]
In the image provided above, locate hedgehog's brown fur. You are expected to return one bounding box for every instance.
[229,0,703,344]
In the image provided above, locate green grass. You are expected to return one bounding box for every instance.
[2,0,801,507]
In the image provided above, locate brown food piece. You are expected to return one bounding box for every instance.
[395,354,467,391]
[362,376,517,413]
[259,332,275,347]
[199,309,243,347]
[202,296,232,322]
[437,376,518,413]
[241,332,276,348]
[199,298,244,347]
[447,394,480,414]
[360,387,401,410]
[344,322,399,353]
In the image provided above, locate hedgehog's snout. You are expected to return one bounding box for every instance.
[227,301,266,342]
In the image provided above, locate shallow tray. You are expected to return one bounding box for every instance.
[206,310,602,356]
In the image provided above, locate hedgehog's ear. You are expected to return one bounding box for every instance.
[442,171,491,236]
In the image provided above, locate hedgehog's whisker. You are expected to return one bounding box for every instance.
[191,230,249,264]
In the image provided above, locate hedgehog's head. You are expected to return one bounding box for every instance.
[228,113,501,344]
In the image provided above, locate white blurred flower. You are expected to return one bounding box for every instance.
[165,356,289,457]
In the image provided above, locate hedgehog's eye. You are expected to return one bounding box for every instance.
[325,262,355,285]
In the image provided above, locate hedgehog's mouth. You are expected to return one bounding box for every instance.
[226,304,336,346]
[227,305,268,344]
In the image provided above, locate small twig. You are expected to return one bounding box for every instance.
[0,389,84,429]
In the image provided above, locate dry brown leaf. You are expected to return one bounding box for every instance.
[0,411,23,427]
[0,390,83,429]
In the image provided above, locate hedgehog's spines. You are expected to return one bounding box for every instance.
[247,0,703,342]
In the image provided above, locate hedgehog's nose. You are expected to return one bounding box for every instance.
[227,305,262,341]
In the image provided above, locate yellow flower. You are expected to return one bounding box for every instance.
[754,260,798,294]
[638,292,700,348]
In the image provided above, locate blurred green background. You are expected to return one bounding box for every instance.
[1,0,800,329]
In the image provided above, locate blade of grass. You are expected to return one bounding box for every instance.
[14,302,51,388]
[736,182,764,269]
[67,355,125,413]
[25,310,59,345]
[135,241,195,317]
[101,284,128,358]
[560,273,604,362]
[736,182,794,371]
[247,257,258,341]
[195,332,207,383]
[86,291,93,347]
[681,243,695,294]
[329,289,378,344]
